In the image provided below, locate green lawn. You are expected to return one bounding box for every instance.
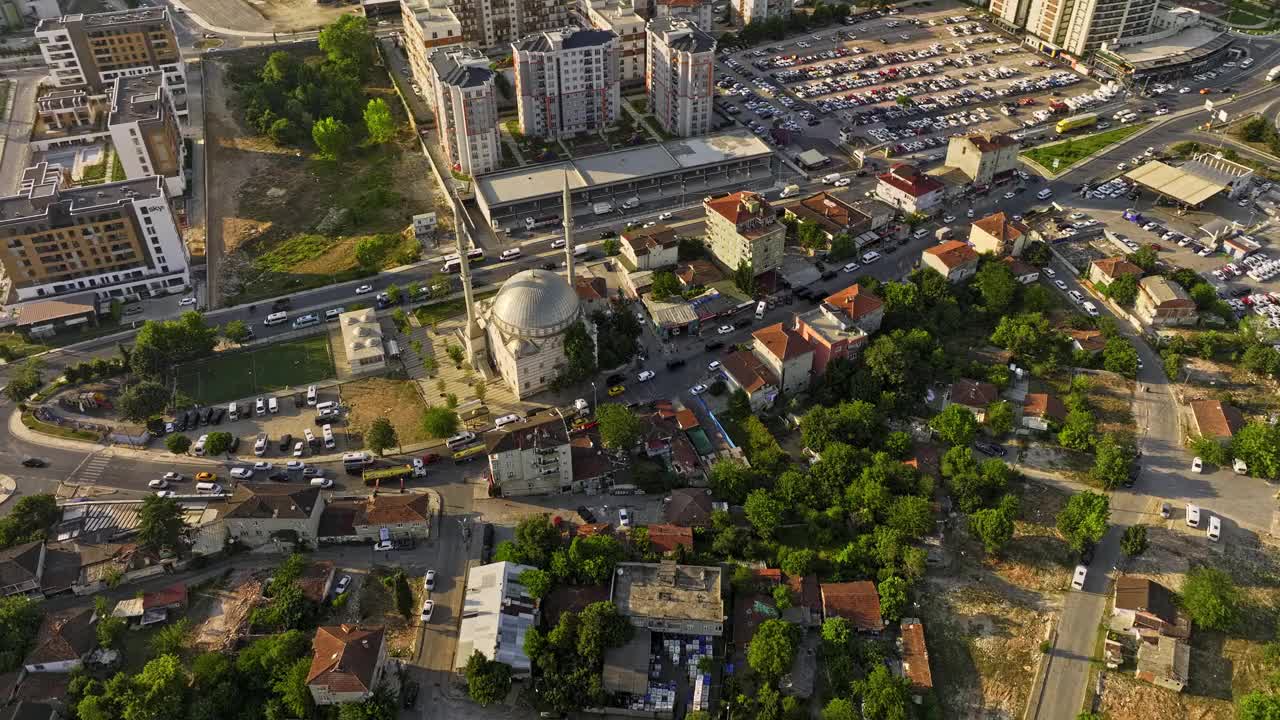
[1021,124,1149,175]
[414,290,497,327]
[175,335,335,405]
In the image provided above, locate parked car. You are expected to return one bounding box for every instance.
[577,505,597,523]
[334,575,352,595]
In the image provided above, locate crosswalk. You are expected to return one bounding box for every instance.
[69,454,111,485]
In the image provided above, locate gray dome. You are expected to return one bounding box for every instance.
[489,269,581,338]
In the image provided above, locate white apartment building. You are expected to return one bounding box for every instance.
[733,0,788,27]
[653,0,714,32]
[703,191,784,276]
[428,46,501,176]
[401,0,464,94]
[484,416,574,496]
[0,163,188,304]
[513,27,621,140]
[1017,0,1157,57]
[453,0,570,48]
[581,0,647,85]
[646,17,715,138]
[108,73,186,197]
[37,9,188,117]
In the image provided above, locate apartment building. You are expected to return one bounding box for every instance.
[36,9,188,117]
[944,133,1021,186]
[401,0,464,93]
[0,163,187,304]
[108,73,185,197]
[428,46,501,176]
[1018,0,1157,57]
[581,0,647,85]
[513,27,620,140]
[453,0,570,48]
[703,191,784,276]
[874,163,944,215]
[652,0,714,31]
[484,416,574,496]
[646,17,715,138]
[733,0,788,27]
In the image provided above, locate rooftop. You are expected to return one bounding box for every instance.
[788,192,869,237]
[108,72,167,127]
[513,26,617,53]
[961,132,1018,152]
[622,224,679,256]
[645,524,694,553]
[1136,636,1190,686]
[0,163,162,228]
[924,240,979,270]
[648,16,716,53]
[753,322,814,362]
[1114,576,1178,624]
[1189,399,1245,440]
[224,485,320,521]
[339,309,384,365]
[1105,24,1229,71]
[824,283,883,320]
[454,561,538,674]
[664,488,714,526]
[820,581,883,631]
[611,561,724,624]
[1092,256,1143,280]
[602,628,652,694]
[950,378,998,409]
[428,46,493,89]
[1068,328,1106,353]
[1023,393,1067,422]
[706,192,778,236]
[972,211,1027,245]
[26,607,95,665]
[13,298,95,328]
[900,620,933,692]
[721,349,779,394]
[1125,160,1229,206]
[38,7,170,32]
[1139,276,1195,308]
[485,415,569,454]
[307,625,384,693]
[878,163,942,197]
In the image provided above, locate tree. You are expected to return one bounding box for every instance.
[567,534,624,584]
[1058,408,1097,451]
[1103,274,1139,306]
[94,596,127,649]
[930,404,979,446]
[779,547,817,578]
[557,320,597,386]
[0,596,43,672]
[2,359,42,402]
[137,494,186,554]
[165,433,191,454]
[650,271,681,300]
[464,650,512,706]
[318,15,374,68]
[1180,566,1239,631]
[823,698,859,720]
[519,569,553,599]
[709,460,756,504]
[504,515,562,568]
[856,665,911,720]
[1091,434,1135,490]
[363,98,395,143]
[878,575,908,622]
[1056,491,1109,552]
[1128,246,1157,271]
[421,406,460,438]
[313,116,353,159]
[747,619,798,680]
[1121,524,1149,556]
[385,283,402,305]
[975,260,1018,314]
[744,489,785,538]
[222,319,252,344]
[576,601,631,661]
[130,312,218,379]
[990,312,1056,360]
[733,259,756,296]
[886,495,932,539]
[1237,691,1280,720]
[985,400,1014,436]
[727,389,751,420]
[1233,422,1280,479]
[1190,435,1231,467]
[204,431,233,456]
[365,417,398,456]
[970,506,1015,555]
[0,494,60,549]
[1103,337,1139,377]
[596,403,641,451]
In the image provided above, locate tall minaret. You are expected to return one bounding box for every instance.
[562,171,575,288]
[453,195,488,377]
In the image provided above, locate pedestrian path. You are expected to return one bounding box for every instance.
[68,453,110,485]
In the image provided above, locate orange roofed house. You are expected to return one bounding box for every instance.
[969,212,1030,257]
[922,241,979,283]
[1022,393,1067,431]
[795,283,884,376]
[947,379,999,422]
[820,581,884,633]
[1189,399,1245,445]
[307,625,387,706]
[1089,257,1143,286]
[721,349,780,411]
[783,192,873,246]
[621,224,679,271]
[751,322,815,395]
[898,620,934,700]
[703,191,785,278]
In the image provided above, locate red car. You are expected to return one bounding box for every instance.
[421,453,442,465]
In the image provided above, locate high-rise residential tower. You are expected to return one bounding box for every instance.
[513,27,620,140]
[646,17,715,138]
[428,46,501,176]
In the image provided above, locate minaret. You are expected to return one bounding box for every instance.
[454,196,488,377]
[562,171,575,288]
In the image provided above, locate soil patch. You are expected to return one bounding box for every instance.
[342,376,431,450]
[190,568,265,652]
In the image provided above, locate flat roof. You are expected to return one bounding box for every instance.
[612,561,723,624]
[1125,161,1226,206]
[476,129,772,206]
[1108,26,1230,70]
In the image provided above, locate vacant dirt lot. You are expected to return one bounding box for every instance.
[341,376,430,450]
[191,568,264,652]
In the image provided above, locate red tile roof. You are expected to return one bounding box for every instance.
[142,582,187,610]
[950,378,999,409]
[924,240,979,270]
[1067,329,1106,353]
[675,408,699,431]
[722,350,779,394]
[790,192,868,236]
[706,191,771,227]
[824,283,883,320]
[26,607,95,665]
[785,573,821,612]
[878,164,942,197]
[676,260,723,287]
[575,276,608,301]
[622,225,678,256]
[1190,399,1245,440]
[307,625,384,694]
[1092,256,1143,281]
[646,524,694,554]
[973,212,1027,245]
[1023,393,1067,422]
[753,322,815,362]
[964,132,1018,152]
[364,494,432,525]
[901,621,934,692]
[820,581,883,631]
[576,523,613,537]
[1002,256,1039,277]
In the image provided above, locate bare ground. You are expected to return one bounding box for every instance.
[190,568,265,652]
[341,376,431,449]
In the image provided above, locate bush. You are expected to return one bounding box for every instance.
[165,434,192,454]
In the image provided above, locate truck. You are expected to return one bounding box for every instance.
[592,202,613,215]
[362,465,416,487]
[524,215,560,231]
[780,184,801,198]
[621,196,640,209]
[1269,66,1280,82]
[1055,112,1097,134]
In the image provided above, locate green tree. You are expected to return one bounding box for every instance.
[137,494,187,554]
[1056,491,1110,552]
[557,320,597,385]
[1128,246,1157,271]
[823,698,859,720]
[567,534,624,584]
[1091,433,1135,490]
[930,404,979,446]
[856,665,911,720]
[165,433,191,454]
[727,388,751,420]
[1180,566,1239,631]
[734,259,756,296]
[970,506,1015,555]
[0,596,43,672]
[744,489,785,539]
[1233,422,1280,479]
[222,319,252,344]
[123,654,188,720]
[1102,337,1139,377]
[650,271,681,300]
[596,403,641,451]
[365,417,398,456]
[94,596,126,649]
[130,312,218,379]
[519,569,553,599]
[975,260,1019,314]
[878,575,908,622]
[747,619,798,680]
[204,431,233,455]
[1190,435,1231,467]
[118,380,171,421]
[779,547,817,578]
[886,495,932,539]
[312,116,353,158]
[318,14,374,68]
[990,312,1056,360]
[1236,691,1280,720]
[709,460,756,504]
[149,618,191,656]
[1058,408,1097,451]
[385,283,402,305]
[1103,274,1139,306]
[985,400,1014,436]
[0,494,59,549]
[421,406,460,438]
[1121,524,1149,556]
[3,358,43,402]
[504,515,562,568]
[464,650,512,706]
[363,98,395,143]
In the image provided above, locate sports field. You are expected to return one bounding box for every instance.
[175,334,335,405]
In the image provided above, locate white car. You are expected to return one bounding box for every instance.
[619,508,632,528]
[230,467,254,479]
[708,360,722,372]
[1191,456,1203,473]
[162,472,183,483]
[354,284,373,295]
[691,384,708,395]
[421,599,435,622]
[1071,564,1088,590]
[658,212,674,221]
[1043,267,1056,278]
[253,461,273,472]
[1003,192,1016,200]
[286,460,305,472]
[255,397,266,416]
[425,570,436,591]
[717,324,734,335]
[334,575,352,595]
[156,490,176,498]
[843,262,860,273]
[861,251,881,264]
[550,238,567,249]
[1068,290,1084,304]
[834,178,851,187]
[966,209,974,218]
[1055,280,1068,291]
[178,297,197,306]
[1117,163,1128,171]
[942,215,956,223]
[638,370,656,382]
[148,479,169,490]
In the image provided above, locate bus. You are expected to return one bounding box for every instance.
[1055,113,1097,134]
[342,451,373,474]
[452,445,488,464]
[362,465,415,487]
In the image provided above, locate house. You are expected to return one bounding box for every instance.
[299,561,337,604]
[922,241,979,283]
[675,259,723,288]
[612,561,724,636]
[574,276,609,314]
[24,607,95,673]
[49,539,168,596]
[665,488,714,527]
[224,485,326,549]
[111,582,188,626]
[820,581,884,632]
[484,415,573,496]
[621,225,680,271]
[1068,329,1106,355]
[1136,276,1197,326]
[944,132,1020,186]
[1136,637,1190,692]
[319,494,433,543]
[453,561,538,677]
[646,524,694,554]
[640,406,703,481]
[1002,257,1040,284]
[1022,393,1067,431]
[821,283,885,334]
[874,163,944,214]
[782,573,822,628]
[784,192,872,244]
[752,322,815,395]
[795,283,883,375]
[947,379,999,421]
[0,542,45,597]
[970,212,1030,257]
[721,350,780,411]
[1112,576,1189,640]
[732,568,782,653]
[1189,399,1245,444]
[898,619,934,699]
[1089,257,1143,286]
[307,625,388,706]
[704,191,785,277]
[571,432,615,493]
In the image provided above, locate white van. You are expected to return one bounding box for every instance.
[1082,301,1099,317]
[192,434,208,456]
[228,402,239,422]
[196,481,222,494]
[1207,515,1221,541]
[268,396,279,414]
[1186,503,1201,528]
[755,301,767,320]
[264,311,288,326]
[494,413,520,430]
[306,386,318,406]
[316,401,336,416]
[322,424,336,450]
[310,477,334,489]
[1037,188,1053,200]
[821,173,841,184]
[446,431,477,450]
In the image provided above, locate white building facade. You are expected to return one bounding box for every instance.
[429,46,501,176]
[582,0,647,85]
[646,17,715,138]
[513,27,621,140]
[108,73,186,197]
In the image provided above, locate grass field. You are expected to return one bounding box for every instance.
[175,335,335,405]
[414,290,497,327]
[22,411,101,442]
[1022,124,1148,174]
